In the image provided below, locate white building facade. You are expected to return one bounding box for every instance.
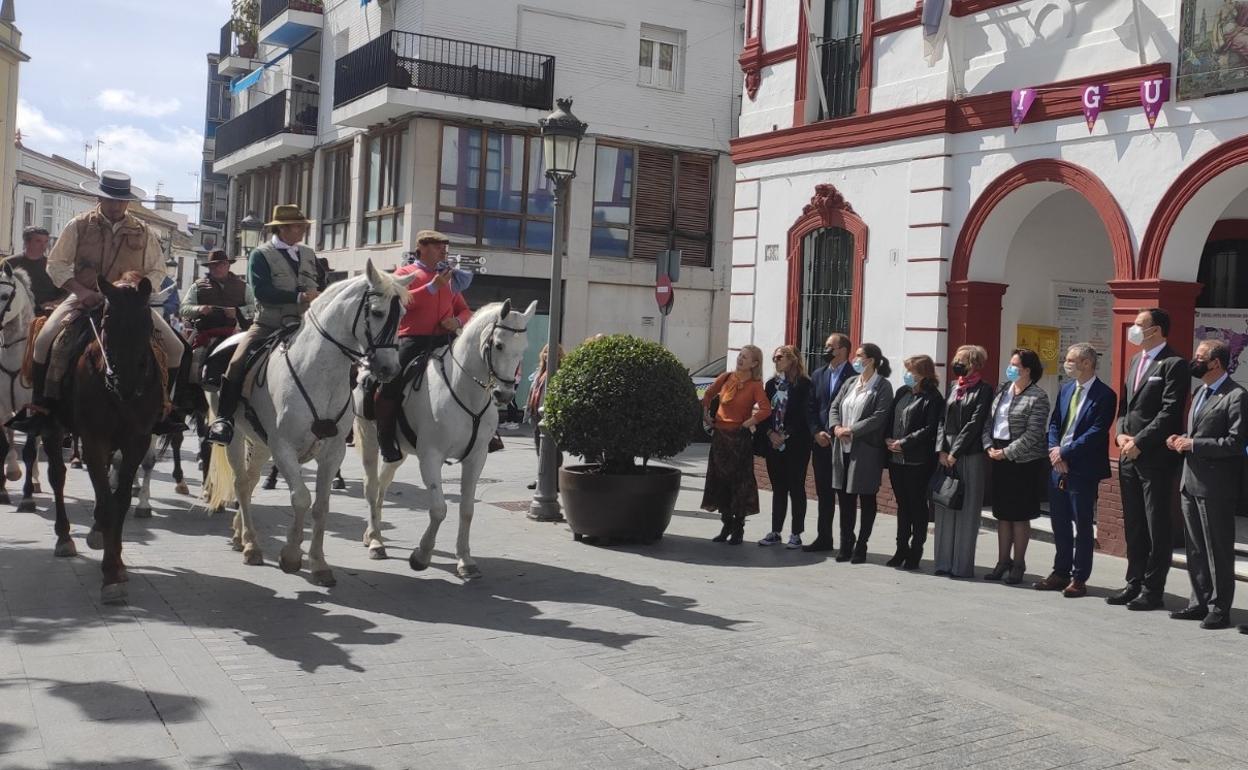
[210,0,742,372]
[733,0,1248,553]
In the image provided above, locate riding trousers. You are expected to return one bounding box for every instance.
[36,294,186,392]
[379,334,452,399]
[223,322,280,383]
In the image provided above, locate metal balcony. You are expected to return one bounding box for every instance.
[332,31,554,125]
[213,89,319,175]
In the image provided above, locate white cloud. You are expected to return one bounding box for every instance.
[16,100,75,146]
[95,89,182,118]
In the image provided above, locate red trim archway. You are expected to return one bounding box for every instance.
[785,184,868,346]
[1138,134,1248,280]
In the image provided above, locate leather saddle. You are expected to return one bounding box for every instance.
[359,345,444,421]
[201,324,299,394]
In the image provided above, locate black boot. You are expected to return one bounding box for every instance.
[835,535,856,562]
[152,368,189,435]
[850,543,868,564]
[206,377,241,445]
[8,362,53,433]
[727,515,745,545]
[711,524,730,543]
[374,393,403,463]
[885,547,907,568]
[903,543,923,570]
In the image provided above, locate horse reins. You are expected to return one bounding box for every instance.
[434,318,526,462]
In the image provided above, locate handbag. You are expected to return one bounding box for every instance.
[929,466,964,509]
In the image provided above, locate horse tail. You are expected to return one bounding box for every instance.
[20,316,46,387]
[200,402,237,513]
[154,434,172,463]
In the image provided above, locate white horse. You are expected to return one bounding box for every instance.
[352,299,536,579]
[0,264,42,507]
[204,261,414,586]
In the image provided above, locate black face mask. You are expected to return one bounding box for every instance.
[1190,359,1210,379]
[951,362,968,377]
[822,349,838,363]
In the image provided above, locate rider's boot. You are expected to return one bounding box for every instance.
[152,367,189,436]
[374,393,403,463]
[7,361,53,434]
[206,377,241,445]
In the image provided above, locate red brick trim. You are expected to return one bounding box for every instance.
[733,63,1170,164]
[907,257,949,263]
[786,184,867,348]
[761,44,798,66]
[1139,134,1248,279]
[951,159,1135,283]
[953,0,1023,16]
[910,222,950,228]
[1209,218,1248,242]
[739,0,765,100]
[907,292,947,297]
[905,326,947,332]
[872,4,921,37]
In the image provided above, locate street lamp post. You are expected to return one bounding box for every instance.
[238,212,262,255]
[528,98,587,523]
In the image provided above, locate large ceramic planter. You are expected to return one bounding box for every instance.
[560,464,681,544]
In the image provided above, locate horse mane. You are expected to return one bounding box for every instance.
[314,266,411,309]
[8,267,33,303]
[460,302,507,342]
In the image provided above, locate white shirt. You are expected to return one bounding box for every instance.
[992,385,1015,440]
[1133,341,1168,389]
[1189,372,1230,433]
[1061,375,1099,446]
[270,235,302,268]
[837,373,880,452]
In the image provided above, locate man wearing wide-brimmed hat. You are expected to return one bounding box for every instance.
[207,204,320,445]
[10,171,187,435]
[180,249,255,344]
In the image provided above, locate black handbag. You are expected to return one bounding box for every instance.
[929,466,964,509]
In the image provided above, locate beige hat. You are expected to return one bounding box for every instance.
[265,204,313,227]
[416,229,450,244]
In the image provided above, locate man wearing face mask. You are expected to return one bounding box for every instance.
[804,333,856,552]
[1111,308,1188,610]
[1164,339,1246,630]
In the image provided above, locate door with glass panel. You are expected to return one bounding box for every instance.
[799,227,854,374]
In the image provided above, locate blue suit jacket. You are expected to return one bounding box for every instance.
[807,361,856,437]
[1047,377,1117,487]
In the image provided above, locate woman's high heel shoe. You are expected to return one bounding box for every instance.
[984,560,1012,581]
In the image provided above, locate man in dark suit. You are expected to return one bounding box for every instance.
[1111,307,1188,611]
[1037,343,1118,598]
[1165,339,1246,630]
[803,333,856,552]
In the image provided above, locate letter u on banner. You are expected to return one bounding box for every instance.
[1082,84,1107,133]
[1011,88,1037,132]
[1140,78,1169,129]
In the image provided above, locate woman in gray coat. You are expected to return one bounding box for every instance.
[982,348,1051,585]
[829,343,895,564]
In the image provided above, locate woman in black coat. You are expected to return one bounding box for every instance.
[757,345,814,549]
[885,354,943,570]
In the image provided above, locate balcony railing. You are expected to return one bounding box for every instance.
[215,89,319,160]
[818,34,862,121]
[219,22,232,57]
[334,30,555,111]
[259,0,323,30]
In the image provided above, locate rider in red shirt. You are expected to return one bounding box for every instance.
[375,229,473,462]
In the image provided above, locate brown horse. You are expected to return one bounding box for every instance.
[41,277,164,603]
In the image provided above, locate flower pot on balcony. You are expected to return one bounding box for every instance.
[237,41,257,58]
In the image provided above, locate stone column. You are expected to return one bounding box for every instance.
[946,280,1007,377]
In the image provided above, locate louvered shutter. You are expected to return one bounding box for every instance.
[675,153,713,267]
[633,147,674,261]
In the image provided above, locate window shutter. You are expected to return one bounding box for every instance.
[675,153,713,267]
[634,147,674,261]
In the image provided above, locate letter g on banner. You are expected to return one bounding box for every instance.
[1082,84,1107,133]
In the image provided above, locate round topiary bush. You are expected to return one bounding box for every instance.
[545,335,701,473]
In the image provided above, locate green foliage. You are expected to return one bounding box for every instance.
[545,335,700,473]
[231,0,258,43]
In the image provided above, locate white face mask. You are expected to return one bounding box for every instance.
[1063,361,1077,377]
[1127,324,1147,347]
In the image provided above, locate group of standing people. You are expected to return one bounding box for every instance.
[700,309,1247,634]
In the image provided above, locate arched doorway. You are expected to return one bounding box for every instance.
[786,184,867,373]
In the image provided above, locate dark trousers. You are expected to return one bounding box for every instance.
[765,443,811,535]
[1049,475,1099,582]
[1118,458,1175,595]
[889,462,932,551]
[837,490,877,548]
[810,443,838,545]
[380,334,451,398]
[1180,490,1237,615]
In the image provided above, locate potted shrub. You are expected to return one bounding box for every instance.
[231,0,259,58]
[545,335,701,544]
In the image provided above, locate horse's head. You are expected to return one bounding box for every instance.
[472,298,537,405]
[98,277,158,400]
[356,260,416,382]
[0,261,30,329]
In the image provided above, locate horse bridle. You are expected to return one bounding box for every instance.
[303,286,402,369]
[445,318,526,392]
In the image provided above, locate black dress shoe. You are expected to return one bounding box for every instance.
[1170,605,1207,621]
[885,550,906,568]
[834,549,852,563]
[801,538,835,553]
[1237,623,1248,635]
[849,545,867,564]
[1106,586,1141,606]
[711,526,730,543]
[1201,613,1229,630]
[1127,594,1165,611]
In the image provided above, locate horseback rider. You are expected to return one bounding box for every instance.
[9,171,187,435]
[374,229,472,462]
[5,226,67,314]
[179,249,254,347]
[206,204,321,446]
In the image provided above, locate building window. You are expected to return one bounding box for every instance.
[820,0,862,120]
[798,227,854,373]
[286,156,313,219]
[590,143,713,267]
[22,199,34,229]
[1198,238,1248,307]
[363,129,404,246]
[436,124,554,252]
[320,144,352,250]
[256,165,282,224]
[639,25,684,90]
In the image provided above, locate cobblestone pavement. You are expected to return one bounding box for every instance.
[2,436,1247,769]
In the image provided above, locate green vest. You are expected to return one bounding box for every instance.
[254,242,319,329]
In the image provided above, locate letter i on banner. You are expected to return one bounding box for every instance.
[1140,78,1170,129]
[1082,84,1107,133]
[1011,88,1037,132]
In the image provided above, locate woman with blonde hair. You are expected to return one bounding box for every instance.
[701,345,772,544]
[933,344,994,578]
[758,345,814,549]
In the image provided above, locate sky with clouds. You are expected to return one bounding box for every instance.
[13,0,233,222]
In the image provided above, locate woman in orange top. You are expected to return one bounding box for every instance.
[700,345,772,544]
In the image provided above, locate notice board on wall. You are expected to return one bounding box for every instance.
[1195,308,1248,389]
[1054,281,1114,382]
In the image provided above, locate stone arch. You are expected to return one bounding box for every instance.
[785,184,869,347]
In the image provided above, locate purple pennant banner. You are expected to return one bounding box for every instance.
[1081,84,1107,133]
[1140,78,1169,129]
[1011,88,1037,132]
